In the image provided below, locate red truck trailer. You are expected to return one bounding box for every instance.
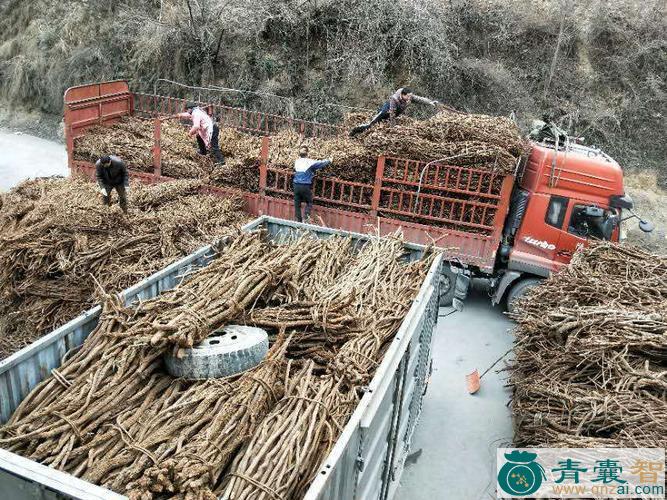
[63,80,651,309]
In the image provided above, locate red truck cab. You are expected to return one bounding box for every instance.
[487,139,639,310]
[511,142,625,273]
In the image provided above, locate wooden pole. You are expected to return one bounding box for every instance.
[259,136,270,197]
[153,119,162,179]
[370,155,386,217]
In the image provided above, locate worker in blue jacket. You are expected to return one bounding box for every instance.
[293,146,332,223]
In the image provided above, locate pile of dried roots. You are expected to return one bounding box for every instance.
[74,118,218,180]
[73,109,528,193]
[0,178,249,358]
[510,242,667,449]
[0,231,433,499]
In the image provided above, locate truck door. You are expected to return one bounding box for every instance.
[554,201,587,264]
[510,194,568,274]
[555,200,618,263]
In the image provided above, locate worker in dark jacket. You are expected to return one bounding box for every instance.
[95,155,129,212]
[293,146,332,223]
[350,87,439,136]
[176,102,225,164]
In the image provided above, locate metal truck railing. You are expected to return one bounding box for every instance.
[64,80,514,273]
[133,92,341,138]
[266,164,375,212]
[0,216,441,500]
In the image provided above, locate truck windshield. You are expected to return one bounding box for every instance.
[568,205,616,240]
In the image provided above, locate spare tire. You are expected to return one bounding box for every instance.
[165,325,269,379]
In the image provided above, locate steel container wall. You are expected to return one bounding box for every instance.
[0,216,440,500]
[303,255,439,500]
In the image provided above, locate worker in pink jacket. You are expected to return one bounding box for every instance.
[176,103,225,163]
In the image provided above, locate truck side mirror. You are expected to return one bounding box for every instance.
[639,220,655,233]
[621,210,655,234]
[610,194,634,210]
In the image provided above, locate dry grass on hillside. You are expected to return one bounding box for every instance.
[623,170,667,254]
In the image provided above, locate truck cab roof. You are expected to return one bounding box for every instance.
[520,141,625,206]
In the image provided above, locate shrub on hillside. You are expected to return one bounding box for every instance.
[0,0,664,173]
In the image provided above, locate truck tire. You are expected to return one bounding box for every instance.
[438,266,457,306]
[506,278,543,315]
[165,325,269,379]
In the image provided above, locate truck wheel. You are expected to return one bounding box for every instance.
[164,325,269,379]
[438,266,457,306]
[506,278,543,315]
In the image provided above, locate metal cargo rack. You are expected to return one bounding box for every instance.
[0,216,441,500]
[64,80,514,273]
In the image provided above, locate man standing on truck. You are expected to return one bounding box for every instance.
[96,155,129,213]
[293,146,332,223]
[349,87,439,136]
[176,102,225,164]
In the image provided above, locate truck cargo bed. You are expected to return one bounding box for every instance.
[64,81,515,273]
[0,216,441,500]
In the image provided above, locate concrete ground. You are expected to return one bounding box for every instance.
[0,129,67,191]
[397,287,515,500]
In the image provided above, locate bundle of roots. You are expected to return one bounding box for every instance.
[0,178,249,358]
[74,119,217,180]
[73,108,527,192]
[0,231,433,499]
[509,242,667,449]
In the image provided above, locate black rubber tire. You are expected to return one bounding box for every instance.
[164,325,269,379]
[438,266,457,306]
[506,278,543,315]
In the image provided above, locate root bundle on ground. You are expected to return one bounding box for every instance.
[0,231,433,499]
[509,242,667,449]
[0,178,249,358]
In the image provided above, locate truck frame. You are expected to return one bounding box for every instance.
[63,80,641,308]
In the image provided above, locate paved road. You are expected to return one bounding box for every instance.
[0,129,68,191]
[398,288,515,500]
